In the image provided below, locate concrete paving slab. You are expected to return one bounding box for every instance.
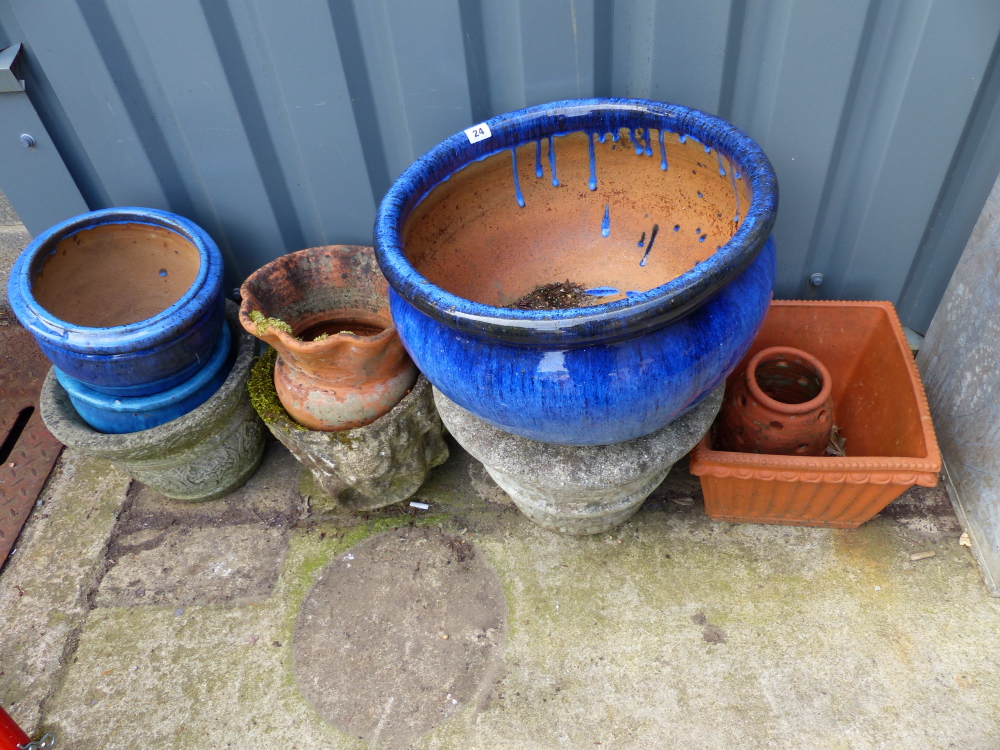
[6,439,1000,749]
[118,440,304,532]
[0,223,29,310]
[0,451,131,734]
[0,190,21,225]
[95,524,288,608]
[292,527,507,749]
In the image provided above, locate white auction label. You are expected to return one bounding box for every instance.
[464,122,492,143]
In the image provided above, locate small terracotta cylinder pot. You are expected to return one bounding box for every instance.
[239,246,418,431]
[715,346,833,455]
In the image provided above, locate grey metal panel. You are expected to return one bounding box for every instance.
[3,0,171,210]
[353,0,473,180]
[0,0,997,327]
[917,172,1000,595]
[0,87,88,235]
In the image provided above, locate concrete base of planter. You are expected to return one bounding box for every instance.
[434,384,725,534]
[251,358,448,510]
[40,301,266,502]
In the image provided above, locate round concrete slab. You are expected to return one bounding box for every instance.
[292,527,507,748]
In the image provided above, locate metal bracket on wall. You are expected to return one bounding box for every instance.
[0,43,25,92]
[0,42,88,236]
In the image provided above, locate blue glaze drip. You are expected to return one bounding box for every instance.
[586,287,620,297]
[547,136,559,186]
[631,128,643,155]
[511,148,524,207]
[673,224,680,231]
[598,131,607,144]
[638,230,646,248]
[601,204,610,237]
[639,223,659,267]
[697,191,703,198]
[535,140,543,178]
[588,132,597,191]
[625,290,642,297]
[699,235,707,242]
[611,128,620,142]
[729,156,741,223]
[659,129,667,170]
[704,144,712,153]
[717,151,727,177]
[679,133,687,144]
[644,129,653,157]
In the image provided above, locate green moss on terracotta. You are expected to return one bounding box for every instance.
[247,348,307,430]
[249,309,293,337]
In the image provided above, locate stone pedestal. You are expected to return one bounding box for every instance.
[434,384,724,534]
[40,302,266,502]
[250,349,448,511]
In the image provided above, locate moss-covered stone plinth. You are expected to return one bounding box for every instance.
[249,349,448,510]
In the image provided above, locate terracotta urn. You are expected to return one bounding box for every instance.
[714,346,833,455]
[239,245,417,432]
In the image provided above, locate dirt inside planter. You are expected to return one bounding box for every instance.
[31,222,200,327]
[403,128,752,309]
[506,280,588,310]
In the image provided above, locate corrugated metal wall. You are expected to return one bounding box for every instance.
[1,0,999,332]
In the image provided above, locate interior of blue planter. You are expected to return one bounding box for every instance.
[402,122,753,309]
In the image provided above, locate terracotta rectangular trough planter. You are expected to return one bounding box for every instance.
[689,300,941,528]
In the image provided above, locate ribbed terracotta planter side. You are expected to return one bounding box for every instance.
[40,302,266,502]
[689,300,940,528]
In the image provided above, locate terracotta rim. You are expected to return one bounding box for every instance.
[744,346,832,415]
[239,245,398,352]
[688,300,942,482]
[375,98,778,345]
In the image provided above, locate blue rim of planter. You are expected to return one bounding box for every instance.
[10,206,223,354]
[53,320,232,414]
[375,98,778,345]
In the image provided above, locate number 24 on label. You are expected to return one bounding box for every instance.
[464,122,492,144]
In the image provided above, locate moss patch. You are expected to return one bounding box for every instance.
[247,348,307,430]
[249,309,293,336]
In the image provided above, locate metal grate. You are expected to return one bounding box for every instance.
[0,317,62,569]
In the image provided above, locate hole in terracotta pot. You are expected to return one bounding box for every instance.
[739,394,747,407]
[795,444,810,453]
[769,421,783,430]
[296,319,386,341]
[31,223,200,328]
[818,409,827,419]
[754,354,823,405]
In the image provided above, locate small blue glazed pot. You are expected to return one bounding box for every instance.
[54,319,233,434]
[375,98,778,445]
[8,207,225,396]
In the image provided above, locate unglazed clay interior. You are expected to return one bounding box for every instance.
[294,315,389,342]
[754,355,823,405]
[402,128,753,307]
[31,223,200,327]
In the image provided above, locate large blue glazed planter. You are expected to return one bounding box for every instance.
[8,207,225,396]
[375,98,778,445]
[53,320,233,434]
